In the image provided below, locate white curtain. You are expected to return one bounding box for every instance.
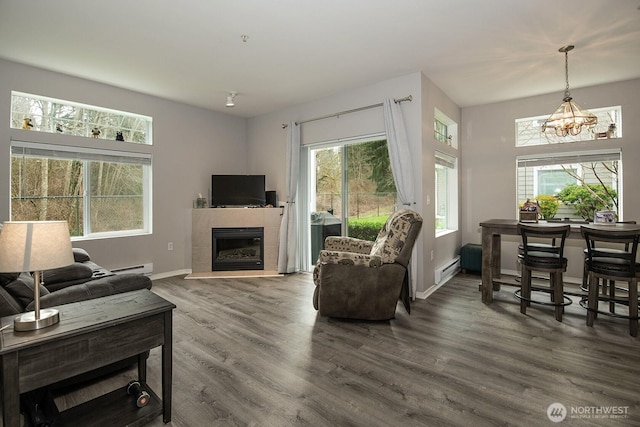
[277,122,301,273]
[383,98,419,297]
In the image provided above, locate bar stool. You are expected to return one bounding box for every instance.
[515,224,572,321]
[581,221,636,314]
[581,226,640,337]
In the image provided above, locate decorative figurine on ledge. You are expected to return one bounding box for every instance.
[21,117,33,130]
[519,198,541,222]
[91,127,101,138]
[115,131,125,141]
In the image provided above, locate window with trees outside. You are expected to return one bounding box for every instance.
[516,150,621,221]
[10,93,153,238]
[11,142,152,238]
[11,92,152,144]
[310,136,397,262]
[435,151,458,235]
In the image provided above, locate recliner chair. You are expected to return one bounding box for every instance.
[312,209,423,320]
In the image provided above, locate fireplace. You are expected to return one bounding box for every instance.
[212,227,264,271]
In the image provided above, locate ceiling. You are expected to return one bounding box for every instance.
[1,0,639,118]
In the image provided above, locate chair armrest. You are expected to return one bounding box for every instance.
[318,250,382,267]
[324,236,374,254]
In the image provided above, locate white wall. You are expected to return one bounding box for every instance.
[0,59,248,275]
[461,78,640,280]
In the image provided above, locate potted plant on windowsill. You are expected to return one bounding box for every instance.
[536,194,560,220]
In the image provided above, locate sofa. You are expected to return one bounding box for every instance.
[0,247,152,318]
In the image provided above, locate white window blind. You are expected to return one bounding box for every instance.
[517,149,621,168]
[11,141,151,165]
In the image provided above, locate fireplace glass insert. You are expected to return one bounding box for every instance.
[212,227,264,271]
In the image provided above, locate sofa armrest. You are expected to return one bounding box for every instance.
[29,274,152,310]
[323,236,374,254]
[318,250,382,268]
[0,283,23,317]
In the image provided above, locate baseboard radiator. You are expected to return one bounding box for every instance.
[111,263,153,277]
[434,256,460,285]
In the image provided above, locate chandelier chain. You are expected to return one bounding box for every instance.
[564,49,571,100]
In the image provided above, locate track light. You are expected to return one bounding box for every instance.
[226,92,237,107]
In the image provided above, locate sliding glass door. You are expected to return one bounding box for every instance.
[308,136,397,265]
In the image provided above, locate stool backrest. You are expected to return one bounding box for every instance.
[581,227,640,278]
[518,223,570,261]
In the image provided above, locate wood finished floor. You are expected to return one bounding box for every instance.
[56,273,640,426]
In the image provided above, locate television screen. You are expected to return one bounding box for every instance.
[211,175,266,207]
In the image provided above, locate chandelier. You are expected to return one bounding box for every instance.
[542,45,597,137]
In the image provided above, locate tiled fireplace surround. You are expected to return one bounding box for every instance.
[191,207,282,273]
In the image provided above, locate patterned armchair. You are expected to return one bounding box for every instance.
[312,209,423,320]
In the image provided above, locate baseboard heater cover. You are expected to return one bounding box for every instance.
[111,263,153,276]
[435,256,460,285]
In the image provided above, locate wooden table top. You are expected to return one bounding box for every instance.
[480,219,640,235]
[0,289,175,352]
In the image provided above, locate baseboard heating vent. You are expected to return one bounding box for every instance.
[434,256,460,285]
[112,263,153,277]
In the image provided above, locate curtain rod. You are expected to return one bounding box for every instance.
[281,95,412,129]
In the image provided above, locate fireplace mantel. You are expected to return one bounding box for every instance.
[192,207,282,273]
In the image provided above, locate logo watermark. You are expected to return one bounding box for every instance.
[547,402,630,422]
[547,402,567,423]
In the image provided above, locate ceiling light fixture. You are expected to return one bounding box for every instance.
[226,92,237,108]
[542,45,597,137]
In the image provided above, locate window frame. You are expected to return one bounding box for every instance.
[10,141,152,240]
[515,106,622,147]
[435,151,458,236]
[11,91,153,145]
[434,108,458,148]
[516,149,622,220]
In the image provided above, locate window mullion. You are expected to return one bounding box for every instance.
[83,160,91,236]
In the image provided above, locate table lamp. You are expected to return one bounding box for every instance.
[0,221,74,331]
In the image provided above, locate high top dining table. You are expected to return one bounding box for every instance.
[479,219,640,304]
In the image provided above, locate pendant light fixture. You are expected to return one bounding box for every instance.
[542,45,597,137]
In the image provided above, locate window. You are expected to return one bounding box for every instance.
[536,168,578,196]
[435,151,458,235]
[309,135,397,263]
[11,142,152,238]
[517,150,621,221]
[11,92,152,145]
[515,106,621,147]
[434,118,448,144]
[434,108,458,148]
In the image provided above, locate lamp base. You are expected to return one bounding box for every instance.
[14,308,60,332]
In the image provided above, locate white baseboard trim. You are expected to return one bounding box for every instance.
[151,269,191,281]
[414,275,453,300]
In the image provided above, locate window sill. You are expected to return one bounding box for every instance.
[436,229,457,238]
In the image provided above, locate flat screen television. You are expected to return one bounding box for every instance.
[211,174,266,207]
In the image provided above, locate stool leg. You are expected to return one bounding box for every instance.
[587,273,597,327]
[629,278,638,337]
[609,280,616,314]
[520,267,530,314]
[554,272,564,322]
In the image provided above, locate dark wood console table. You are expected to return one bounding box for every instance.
[480,219,640,304]
[0,289,175,427]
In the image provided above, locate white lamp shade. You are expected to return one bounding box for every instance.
[0,221,74,273]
